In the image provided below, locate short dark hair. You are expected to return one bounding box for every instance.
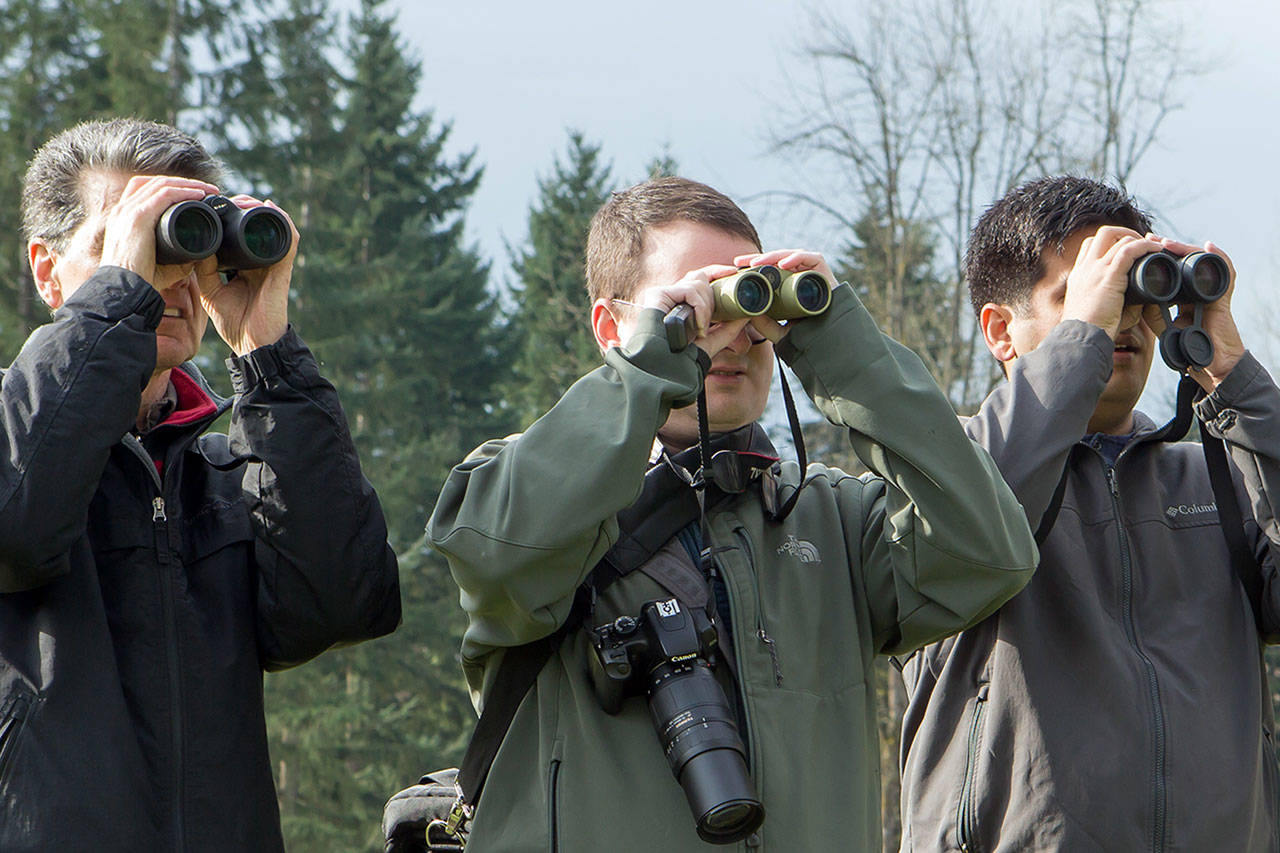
[965,175,1153,315]
[22,118,223,252]
[586,176,761,303]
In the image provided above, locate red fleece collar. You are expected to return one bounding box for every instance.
[160,369,218,429]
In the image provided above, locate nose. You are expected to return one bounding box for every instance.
[724,323,755,354]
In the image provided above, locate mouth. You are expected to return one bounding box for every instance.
[163,307,184,319]
[708,366,746,379]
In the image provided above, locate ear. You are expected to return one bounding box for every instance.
[591,298,623,352]
[29,240,63,310]
[980,302,1018,364]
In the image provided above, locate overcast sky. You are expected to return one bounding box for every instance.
[387,0,1279,421]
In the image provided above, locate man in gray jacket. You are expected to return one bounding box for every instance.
[899,175,1280,852]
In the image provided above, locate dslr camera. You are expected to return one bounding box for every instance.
[587,598,764,844]
[155,195,292,271]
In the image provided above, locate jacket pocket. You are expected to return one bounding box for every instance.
[548,758,562,853]
[956,683,989,852]
[0,681,36,785]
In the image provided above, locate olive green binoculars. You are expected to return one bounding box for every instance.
[155,194,292,272]
[663,265,833,351]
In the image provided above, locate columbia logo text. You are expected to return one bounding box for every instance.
[1164,502,1217,519]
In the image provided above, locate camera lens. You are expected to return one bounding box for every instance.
[648,661,764,844]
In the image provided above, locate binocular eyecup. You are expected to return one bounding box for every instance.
[155,195,292,271]
[663,265,833,351]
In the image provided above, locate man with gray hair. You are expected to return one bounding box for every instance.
[0,118,400,851]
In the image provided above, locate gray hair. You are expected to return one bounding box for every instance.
[21,117,224,251]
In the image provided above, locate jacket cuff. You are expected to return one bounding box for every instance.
[774,282,861,365]
[1195,351,1272,433]
[617,309,708,404]
[226,324,311,393]
[57,266,164,328]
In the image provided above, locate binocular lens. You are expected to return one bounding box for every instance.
[793,274,827,313]
[1131,253,1180,303]
[735,277,772,315]
[1183,252,1229,302]
[242,209,291,262]
[173,207,220,254]
[155,200,223,264]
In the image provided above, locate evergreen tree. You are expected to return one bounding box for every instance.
[505,130,613,424]
[209,2,507,848]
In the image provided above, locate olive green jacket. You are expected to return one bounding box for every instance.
[428,285,1038,852]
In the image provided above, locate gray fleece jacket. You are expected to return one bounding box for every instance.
[899,320,1280,853]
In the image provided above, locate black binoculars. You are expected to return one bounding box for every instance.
[1126,251,1230,306]
[155,195,292,271]
[663,265,833,351]
[1126,250,1230,371]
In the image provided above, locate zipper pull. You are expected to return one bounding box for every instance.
[758,626,782,686]
[152,497,167,522]
[1105,466,1119,498]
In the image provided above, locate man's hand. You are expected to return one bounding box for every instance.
[99,175,220,289]
[1142,236,1244,391]
[196,196,298,356]
[1061,226,1163,340]
[732,248,836,343]
[638,263,755,357]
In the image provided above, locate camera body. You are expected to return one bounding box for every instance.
[587,598,764,844]
[155,194,292,272]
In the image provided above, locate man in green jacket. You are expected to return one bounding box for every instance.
[428,177,1037,851]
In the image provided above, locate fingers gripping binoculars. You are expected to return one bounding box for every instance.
[663,265,832,351]
[155,195,292,271]
[1126,251,1230,371]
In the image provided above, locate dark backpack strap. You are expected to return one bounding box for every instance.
[1034,466,1070,546]
[456,585,592,806]
[1200,423,1265,630]
[1036,376,1198,545]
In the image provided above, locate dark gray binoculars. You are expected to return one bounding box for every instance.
[155,195,292,271]
[1126,251,1229,305]
[1126,250,1230,371]
[664,265,832,351]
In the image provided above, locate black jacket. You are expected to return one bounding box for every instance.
[0,267,401,852]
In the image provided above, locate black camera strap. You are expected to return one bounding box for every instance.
[1034,373,1263,629]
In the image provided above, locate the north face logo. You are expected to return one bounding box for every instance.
[777,535,821,563]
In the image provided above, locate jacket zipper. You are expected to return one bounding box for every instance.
[1102,459,1166,853]
[0,682,35,784]
[956,683,988,852]
[733,529,782,686]
[124,436,186,852]
[547,758,561,853]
